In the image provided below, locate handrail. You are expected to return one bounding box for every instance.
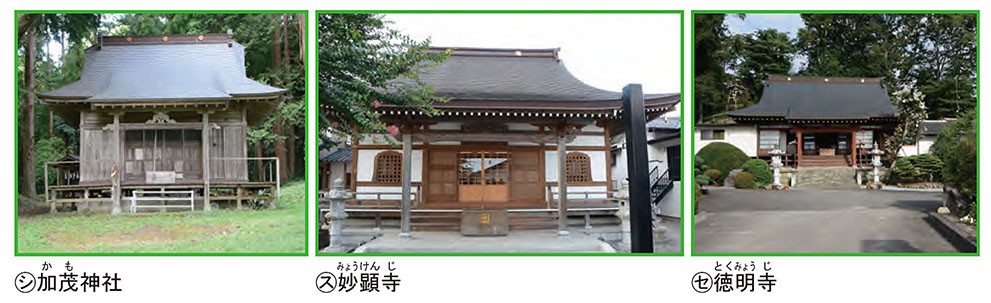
[210,157,280,201]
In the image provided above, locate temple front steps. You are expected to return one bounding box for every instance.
[800,155,853,167]
[794,167,861,189]
[343,213,621,232]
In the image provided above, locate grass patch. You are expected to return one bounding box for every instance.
[17,181,307,254]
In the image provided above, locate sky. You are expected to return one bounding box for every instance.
[386,14,682,95]
[723,14,806,73]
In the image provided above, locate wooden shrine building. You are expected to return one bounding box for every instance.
[39,33,285,213]
[340,47,679,234]
[720,75,900,167]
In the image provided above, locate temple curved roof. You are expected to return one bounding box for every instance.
[38,34,285,102]
[383,47,679,116]
[728,75,898,121]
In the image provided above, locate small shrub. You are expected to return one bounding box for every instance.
[741,159,772,184]
[734,171,756,189]
[909,154,942,181]
[696,142,749,181]
[703,169,722,184]
[889,157,919,182]
[696,174,712,186]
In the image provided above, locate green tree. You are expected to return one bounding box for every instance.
[693,14,731,123]
[317,14,448,142]
[734,29,796,104]
[899,14,977,118]
[796,14,906,91]
[18,13,99,197]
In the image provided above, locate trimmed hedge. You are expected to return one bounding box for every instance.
[696,142,749,182]
[890,153,943,183]
[734,171,756,189]
[741,159,772,185]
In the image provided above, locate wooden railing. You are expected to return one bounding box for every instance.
[129,189,195,213]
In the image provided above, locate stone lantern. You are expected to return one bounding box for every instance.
[769,149,785,188]
[323,178,351,249]
[869,147,884,186]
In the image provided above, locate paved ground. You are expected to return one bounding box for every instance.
[353,230,615,253]
[694,188,959,253]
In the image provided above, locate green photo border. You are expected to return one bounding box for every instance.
[689,10,980,257]
[314,10,686,256]
[13,10,310,257]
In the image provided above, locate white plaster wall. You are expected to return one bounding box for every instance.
[919,137,936,155]
[355,149,423,182]
[506,123,540,131]
[568,135,606,147]
[648,143,668,172]
[545,150,608,182]
[899,137,936,157]
[898,145,919,157]
[694,125,758,157]
[582,125,604,132]
[431,141,461,145]
[547,185,610,200]
[508,141,540,146]
[611,133,679,187]
[431,122,462,130]
[353,186,419,201]
[658,181,681,218]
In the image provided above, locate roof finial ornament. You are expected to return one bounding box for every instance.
[97,31,104,50]
[227,29,234,47]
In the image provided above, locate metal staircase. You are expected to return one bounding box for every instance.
[649,166,674,208]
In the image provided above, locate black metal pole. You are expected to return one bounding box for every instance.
[622,84,654,253]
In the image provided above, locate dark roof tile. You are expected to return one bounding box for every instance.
[728,75,897,120]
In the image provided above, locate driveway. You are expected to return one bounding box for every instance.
[694,188,959,253]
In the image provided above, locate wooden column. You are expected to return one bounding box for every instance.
[556,132,569,236]
[202,112,212,211]
[850,130,858,167]
[399,131,413,238]
[795,129,803,168]
[111,113,122,215]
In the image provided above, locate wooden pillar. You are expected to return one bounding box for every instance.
[850,130,857,167]
[45,163,53,213]
[556,132,569,236]
[236,187,243,210]
[399,131,413,238]
[795,129,803,168]
[202,112,212,211]
[111,113,122,215]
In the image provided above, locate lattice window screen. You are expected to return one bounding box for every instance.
[373,151,403,184]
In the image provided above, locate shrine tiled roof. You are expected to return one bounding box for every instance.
[38,34,285,102]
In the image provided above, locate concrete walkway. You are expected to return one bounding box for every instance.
[694,188,959,253]
[353,230,615,253]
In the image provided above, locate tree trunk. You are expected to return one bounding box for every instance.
[274,118,288,182]
[271,15,288,182]
[282,14,289,65]
[20,29,37,198]
[287,126,296,178]
[297,14,305,61]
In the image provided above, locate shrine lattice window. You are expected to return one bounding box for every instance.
[373,151,403,184]
[565,152,592,184]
